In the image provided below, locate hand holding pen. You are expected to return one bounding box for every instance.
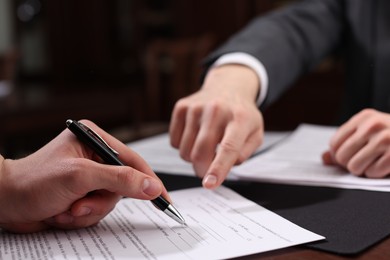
[66,119,185,225]
[0,119,181,233]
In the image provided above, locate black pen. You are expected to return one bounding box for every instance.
[66,119,186,225]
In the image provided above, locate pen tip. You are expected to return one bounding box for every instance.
[66,119,73,127]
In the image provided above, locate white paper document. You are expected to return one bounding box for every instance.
[128,133,195,176]
[128,125,390,192]
[128,131,290,178]
[232,124,390,192]
[0,186,324,260]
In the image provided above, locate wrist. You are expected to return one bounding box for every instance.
[203,64,260,103]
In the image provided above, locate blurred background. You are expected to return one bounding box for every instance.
[0,0,344,158]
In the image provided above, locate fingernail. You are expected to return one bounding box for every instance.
[203,174,218,189]
[143,178,161,196]
[74,207,91,217]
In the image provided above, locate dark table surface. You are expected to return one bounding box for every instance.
[158,173,390,260]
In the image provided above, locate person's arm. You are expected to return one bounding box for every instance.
[205,0,344,108]
[169,0,345,189]
[0,120,167,233]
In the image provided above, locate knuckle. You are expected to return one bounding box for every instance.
[172,99,191,116]
[62,159,87,183]
[114,167,137,186]
[206,99,222,109]
[58,159,91,195]
[346,161,361,176]
[174,98,189,110]
[364,120,385,134]
[334,152,347,166]
[205,101,224,117]
[180,149,191,162]
[231,108,251,124]
[364,156,390,178]
[377,131,390,146]
[190,150,206,164]
[234,106,250,119]
[359,108,376,118]
[219,140,239,154]
[207,98,226,108]
[235,107,263,129]
[186,105,203,120]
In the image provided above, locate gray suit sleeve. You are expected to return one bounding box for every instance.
[205,0,345,107]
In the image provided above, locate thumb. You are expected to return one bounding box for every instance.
[76,159,163,200]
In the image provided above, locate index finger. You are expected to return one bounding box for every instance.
[78,120,170,199]
[79,120,154,175]
[202,121,251,189]
[169,100,188,148]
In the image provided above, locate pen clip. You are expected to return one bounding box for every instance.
[78,122,119,156]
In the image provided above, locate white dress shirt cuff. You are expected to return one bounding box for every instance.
[212,52,269,106]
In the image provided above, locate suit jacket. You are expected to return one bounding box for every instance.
[205,0,390,123]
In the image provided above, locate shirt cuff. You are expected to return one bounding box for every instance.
[212,52,269,106]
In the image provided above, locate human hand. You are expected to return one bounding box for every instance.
[169,65,264,189]
[322,109,390,178]
[0,120,168,233]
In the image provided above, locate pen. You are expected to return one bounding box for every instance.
[65,119,186,225]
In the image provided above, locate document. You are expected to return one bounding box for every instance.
[128,131,290,178]
[232,124,390,192]
[128,133,195,176]
[0,186,324,260]
[128,125,390,192]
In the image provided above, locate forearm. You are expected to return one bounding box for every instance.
[202,64,260,104]
[205,0,344,107]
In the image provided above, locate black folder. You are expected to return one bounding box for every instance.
[158,173,390,255]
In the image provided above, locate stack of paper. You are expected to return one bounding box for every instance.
[0,186,324,260]
[128,131,290,179]
[129,124,390,192]
[232,124,390,192]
